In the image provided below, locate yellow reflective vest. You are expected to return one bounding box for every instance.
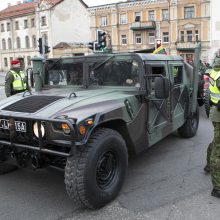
[10,70,27,91]
[209,69,220,104]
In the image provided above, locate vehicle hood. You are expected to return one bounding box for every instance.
[0,88,141,122]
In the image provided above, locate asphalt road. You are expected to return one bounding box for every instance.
[0,81,220,219]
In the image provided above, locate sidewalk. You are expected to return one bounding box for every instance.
[0,72,6,86]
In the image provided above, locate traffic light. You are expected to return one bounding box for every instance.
[97,30,107,50]
[38,38,43,54]
[156,39,162,49]
[88,42,94,51]
[44,45,50,54]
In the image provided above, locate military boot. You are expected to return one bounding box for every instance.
[204,164,211,174]
[211,188,220,198]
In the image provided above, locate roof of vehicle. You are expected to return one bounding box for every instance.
[47,53,184,64]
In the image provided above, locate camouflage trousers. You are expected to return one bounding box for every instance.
[209,122,220,190]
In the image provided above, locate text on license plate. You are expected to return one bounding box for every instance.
[0,119,26,132]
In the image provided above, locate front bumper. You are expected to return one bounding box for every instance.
[0,113,76,157]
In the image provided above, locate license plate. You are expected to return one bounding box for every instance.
[0,119,26,132]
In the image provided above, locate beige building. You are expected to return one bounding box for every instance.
[88,0,210,62]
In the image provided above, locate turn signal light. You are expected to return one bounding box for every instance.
[61,123,70,135]
[79,125,86,135]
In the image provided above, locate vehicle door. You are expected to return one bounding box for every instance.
[168,61,188,130]
[145,61,171,146]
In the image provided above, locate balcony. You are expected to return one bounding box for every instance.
[130,21,156,31]
[176,41,201,51]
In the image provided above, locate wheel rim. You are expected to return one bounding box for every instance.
[96,151,118,189]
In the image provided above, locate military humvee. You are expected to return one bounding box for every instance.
[0,49,201,209]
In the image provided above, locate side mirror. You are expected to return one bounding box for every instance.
[155,77,169,99]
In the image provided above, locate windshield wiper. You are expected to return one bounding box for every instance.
[91,55,115,71]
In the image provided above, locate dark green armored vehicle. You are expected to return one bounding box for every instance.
[0,51,200,209]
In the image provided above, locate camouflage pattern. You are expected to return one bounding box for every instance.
[210,121,220,189]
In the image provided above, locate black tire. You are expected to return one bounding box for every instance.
[0,145,7,162]
[65,128,128,209]
[178,106,199,138]
[204,89,210,117]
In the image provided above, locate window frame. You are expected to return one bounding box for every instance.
[162,32,169,43]
[135,33,142,44]
[149,32,155,44]
[120,14,127,24]
[148,10,155,21]
[184,6,195,19]
[100,16,108,26]
[135,12,141,22]
[162,9,169,21]
[121,34,127,45]
[187,30,193,42]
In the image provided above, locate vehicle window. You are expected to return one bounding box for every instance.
[90,60,140,87]
[150,66,166,94]
[45,62,83,86]
[172,66,183,85]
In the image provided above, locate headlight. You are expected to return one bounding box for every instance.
[61,123,71,135]
[33,122,45,138]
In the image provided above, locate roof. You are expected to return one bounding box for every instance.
[0,0,65,20]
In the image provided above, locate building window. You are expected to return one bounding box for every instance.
[8,38,12,49]
[25,36,30,48]
[149,33,155,44]
[15,21,19,30]
[32,35,37,48]
[43,33,48,45]
[24,19,28,29]
[41,16,47,26]
[2,39,6,50]
[120,14,127,24]
[135,33,142,44]
[184,6,194,19]
[135,12,141,22]
[162,9,168,20]
[31,18,35,27]
[4,58,8,67]
[187,30,192,42]
[1,24,4,32]
[16,37,21,49]
[100,16,107,26]
[195,30,199,42]
[163,32,169,43]
[180,31,184,42]
[148,10,155,21]
[121,34,127,45]
[7,22,11,31]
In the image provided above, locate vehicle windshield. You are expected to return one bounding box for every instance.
[45,61,83,86]
[44,57,140,89]
[89,59,140,87]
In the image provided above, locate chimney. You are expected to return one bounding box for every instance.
[17,1,21,4]
[8,3,11,7]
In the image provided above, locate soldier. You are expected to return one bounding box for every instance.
[5,59,28,97]
[204,56,220,198]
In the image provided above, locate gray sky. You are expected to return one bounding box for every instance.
[0,0,126,10]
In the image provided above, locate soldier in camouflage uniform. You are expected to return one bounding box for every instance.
[205,57,220,197]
